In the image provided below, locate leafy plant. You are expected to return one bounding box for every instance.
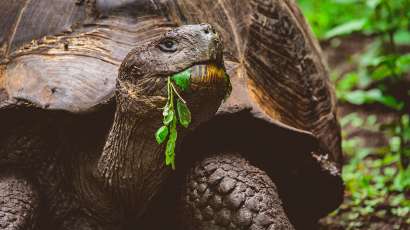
[155,71,192,169]
[299,0,410,42]
[336,114,410,226]
[308,0,410,169]
[298,0,369,39]
[298,0,410,227]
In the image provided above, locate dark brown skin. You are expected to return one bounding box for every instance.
[94,24,227,220]
[0,172,39,230]
[0,0,343,229]
[0,24,295,230]
[0,24,232,229]
[179,154,294,230]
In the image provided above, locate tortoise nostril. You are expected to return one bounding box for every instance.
[201,24,215,35]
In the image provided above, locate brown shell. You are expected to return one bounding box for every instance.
[171,0,343,218]
[0,0,343,218]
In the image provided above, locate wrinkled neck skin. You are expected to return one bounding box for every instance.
[98,109,167,200]
[70,15,176,222]
[93,81,170,220]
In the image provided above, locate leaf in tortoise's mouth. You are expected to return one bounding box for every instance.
[155,63,230,170]
[171,63,228,92]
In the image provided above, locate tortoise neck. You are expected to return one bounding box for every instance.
[96,100,170,215]
[92,14,175,216]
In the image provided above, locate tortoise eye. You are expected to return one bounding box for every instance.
[159,39,177,52]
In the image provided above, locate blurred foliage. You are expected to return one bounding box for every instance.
[299,0,410,41]
[337,114,410,228]
[298,0,410,228]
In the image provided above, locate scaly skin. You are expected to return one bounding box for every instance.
[179,154,294,230]
[0,172,39,230]
[0,1,343,228]
[0,24,230,230]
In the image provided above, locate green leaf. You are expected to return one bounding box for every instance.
[394,30,410,45]
[389,136,401,152]
[342,89,404,110]
[157,74,192,169]
[397,54,410,74]
[343,90,367,105]
[155,126,169,144]
[393,167,410,191]
[365,89,403,110]
[163,101,170,116]
[375,95,404,110]
[163,109,174,126]
[163,80,175,126]
[324,19,366,39]
[337,72,359,92]
[165,118,177,169]
[365,0,381,9]
[176,99,191,128]
[371,65,393,81]
[171,69,191,91]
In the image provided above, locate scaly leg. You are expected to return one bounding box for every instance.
[178,153,294,230]
[0,173,40,230]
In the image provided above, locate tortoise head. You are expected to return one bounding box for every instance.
[97,24,229,215]
[116,24,229,126]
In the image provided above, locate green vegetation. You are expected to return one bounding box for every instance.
[298,0,410,228]
[155,72,192,169]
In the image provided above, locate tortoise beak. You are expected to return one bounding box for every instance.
[194,24,227,89]
[170,24,228,95]
[201,24,224,68]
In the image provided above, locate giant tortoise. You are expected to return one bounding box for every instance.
[0,0,343,229]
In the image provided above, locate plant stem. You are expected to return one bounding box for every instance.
[170,81,186,104]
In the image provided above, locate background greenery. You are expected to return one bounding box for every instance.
[297,0,410,229]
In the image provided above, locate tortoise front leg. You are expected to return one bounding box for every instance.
[0,172,40,230]
[178,153,294,230]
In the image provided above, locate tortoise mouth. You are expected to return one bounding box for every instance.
[169,39,224,81]
[188,63,226,89]
[171,59,228,94]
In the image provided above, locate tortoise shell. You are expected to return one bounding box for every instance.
[0,0,343,220]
